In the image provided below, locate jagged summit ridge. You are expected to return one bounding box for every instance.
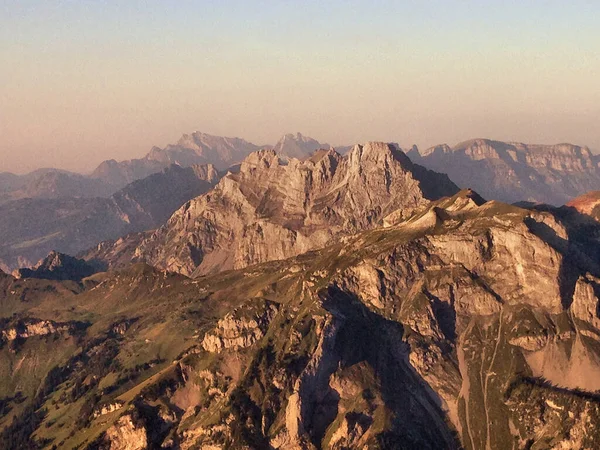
[88,131,327,188]
[82,142,459,276]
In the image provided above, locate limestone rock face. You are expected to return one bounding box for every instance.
[84,143,459,276]
[409,138,600,205]
[202,299,279,352]
[103,415,148,450]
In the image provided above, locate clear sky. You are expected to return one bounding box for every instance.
[1,0,599,173]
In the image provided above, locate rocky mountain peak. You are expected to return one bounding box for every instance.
[161,132,261,169]
[419,143,452,157]
[90,132,262,188]
[82,143,459,276]
[348,141,410,164]
[239,148,283,172]
[274,132,328,159]
[14,251,96,281]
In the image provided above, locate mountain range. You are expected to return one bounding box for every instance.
[2,186,600,449]
[89,132,330,190]
[82,142,458,276]
[2,131,600,449]
[408,138,600,205]
[0,169,116,204]
[2,132,327,203]
[0,164,218,272]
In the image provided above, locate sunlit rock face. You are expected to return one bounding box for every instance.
[409,138,600,205]
[83,142,458,276]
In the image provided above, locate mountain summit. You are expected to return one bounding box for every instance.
[273,132,329,159]
[90,132,261,188]
[83,142,459,276]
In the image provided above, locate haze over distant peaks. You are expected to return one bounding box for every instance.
[0,164,220,272]
[148,131,262,169]
[409,138,600,205]
[89,132,260,189]
[273,132,329,159]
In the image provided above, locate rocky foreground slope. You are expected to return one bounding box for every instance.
[1,190,600,449]
[408,138,600,205]
[82,142,458,276]
[0,164,219,272]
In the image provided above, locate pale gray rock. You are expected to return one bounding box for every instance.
[83,142,459,276]
[409,138,600,205]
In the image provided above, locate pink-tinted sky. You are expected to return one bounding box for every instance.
[1,1,599,174]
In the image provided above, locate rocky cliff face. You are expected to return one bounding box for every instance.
[408,138,600,205]
[3,190,600,449]
[0,164,219,272]
[83,142,459,276]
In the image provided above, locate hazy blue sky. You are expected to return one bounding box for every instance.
[1,0,599,173]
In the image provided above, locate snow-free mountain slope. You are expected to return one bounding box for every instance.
[408,138,600,205]
[83,142,459,276]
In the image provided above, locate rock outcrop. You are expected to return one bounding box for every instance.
[102,414,148,450]
[0,317,85,346]
[14,251,96,281]
[202,299,279,352]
